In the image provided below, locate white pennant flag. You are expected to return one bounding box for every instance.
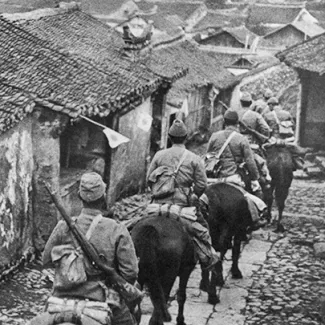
[102,127,130,148]
[137,112,153,132]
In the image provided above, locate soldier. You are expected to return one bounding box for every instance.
[147,119,219,271]
[264,99,306,170]
[238,92,271,199]
[251,88,273,115]
[30,172,138,325]
[206,110,267,229]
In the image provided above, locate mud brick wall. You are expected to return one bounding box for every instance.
[108,98,152,204]
[0,118,34,273]
[32,108,68,251]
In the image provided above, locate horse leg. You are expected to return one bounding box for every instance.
[231,235,243,279]
[200,267,210,292]
[275,185,289,233]
[266,183,275,224]
[207,241,226,305]
[160,268,179,322]
[176,265,194,325]
[276,199,286,233]
[207,259,223,305]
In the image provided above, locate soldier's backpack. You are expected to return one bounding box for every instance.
[204,131,236,178]
[51,215,102,290]
[148,150,188,199]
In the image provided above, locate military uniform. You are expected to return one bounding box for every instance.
[147,119,219,270]
[30,173,138,325]
[207,126,259,181]
[206,112,267,225]
[238,109,270,144]
[147,143,207,207]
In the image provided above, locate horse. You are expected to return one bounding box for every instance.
[200,182,253,305]
[264,144,293,232]
[131,215,197,325]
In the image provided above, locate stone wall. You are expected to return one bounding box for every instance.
[0,118,34,272]
[108,98,152,204]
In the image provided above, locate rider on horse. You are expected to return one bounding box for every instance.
[250,88,273,115]
[206,110,268,230]
[237,91,272,200]
[30,172,139,325]
[263,97,307,170]
[147,119,220,272]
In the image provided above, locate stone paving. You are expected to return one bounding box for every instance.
[1,177,325,325]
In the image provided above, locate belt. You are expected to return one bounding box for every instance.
[88,274,106,282]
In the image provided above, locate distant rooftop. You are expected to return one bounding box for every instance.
[277,32,325,74]
[247,4,304,25]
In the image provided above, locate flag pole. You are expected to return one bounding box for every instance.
[80,115,106,129]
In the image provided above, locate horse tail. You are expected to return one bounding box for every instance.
[135,225,170,321]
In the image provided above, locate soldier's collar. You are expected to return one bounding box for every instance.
[172,143,186,148]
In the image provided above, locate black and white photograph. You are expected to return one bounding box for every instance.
[0,0,325,324]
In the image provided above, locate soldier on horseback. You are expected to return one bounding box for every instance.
[147,119,220,272]
[263,97,307,170]
[237,92,272,200]
[206,110,268,230]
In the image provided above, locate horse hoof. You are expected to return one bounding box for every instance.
[163,311,172,322]
[274,224,285,233]
[176,316,186,325]
[208,295,220,305]
[232,271,243,279]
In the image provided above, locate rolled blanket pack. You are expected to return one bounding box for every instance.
[146,203,197,221]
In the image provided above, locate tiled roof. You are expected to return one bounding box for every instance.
[140,2,203,22]
[276,32,325,74]
[0,83,37,133]
[247,4,303,25]
[13,9,161,88]
[82,0,133,16]
[192,10,247,32]
[291,21,325,37]
[143,41,238,100]
[264,21,325,39]
[0,15,160,133]
[200,26,258,47]
[225,26,258,46]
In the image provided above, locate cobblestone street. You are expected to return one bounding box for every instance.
[1,177,325,325]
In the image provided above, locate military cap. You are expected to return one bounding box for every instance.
[79,172,106,202]
[224,110,239,123]
[267,97,279,105]
[168,119,187,137]
[240,92,252,102]
[264,89,273,99]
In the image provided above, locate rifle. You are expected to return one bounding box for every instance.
[218,100,269,144]
[44,183,144,304]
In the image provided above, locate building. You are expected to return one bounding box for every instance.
[247,3,319,35]
[143,41,239,143]
[8,6,188,205]
[0,12,186,272]
[261,21,325,50]
[198,26,259,50]
[277,32,325,149]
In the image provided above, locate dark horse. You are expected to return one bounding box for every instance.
[264,145,293,232]
[200,182,253,304]
[131,215,197,325]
